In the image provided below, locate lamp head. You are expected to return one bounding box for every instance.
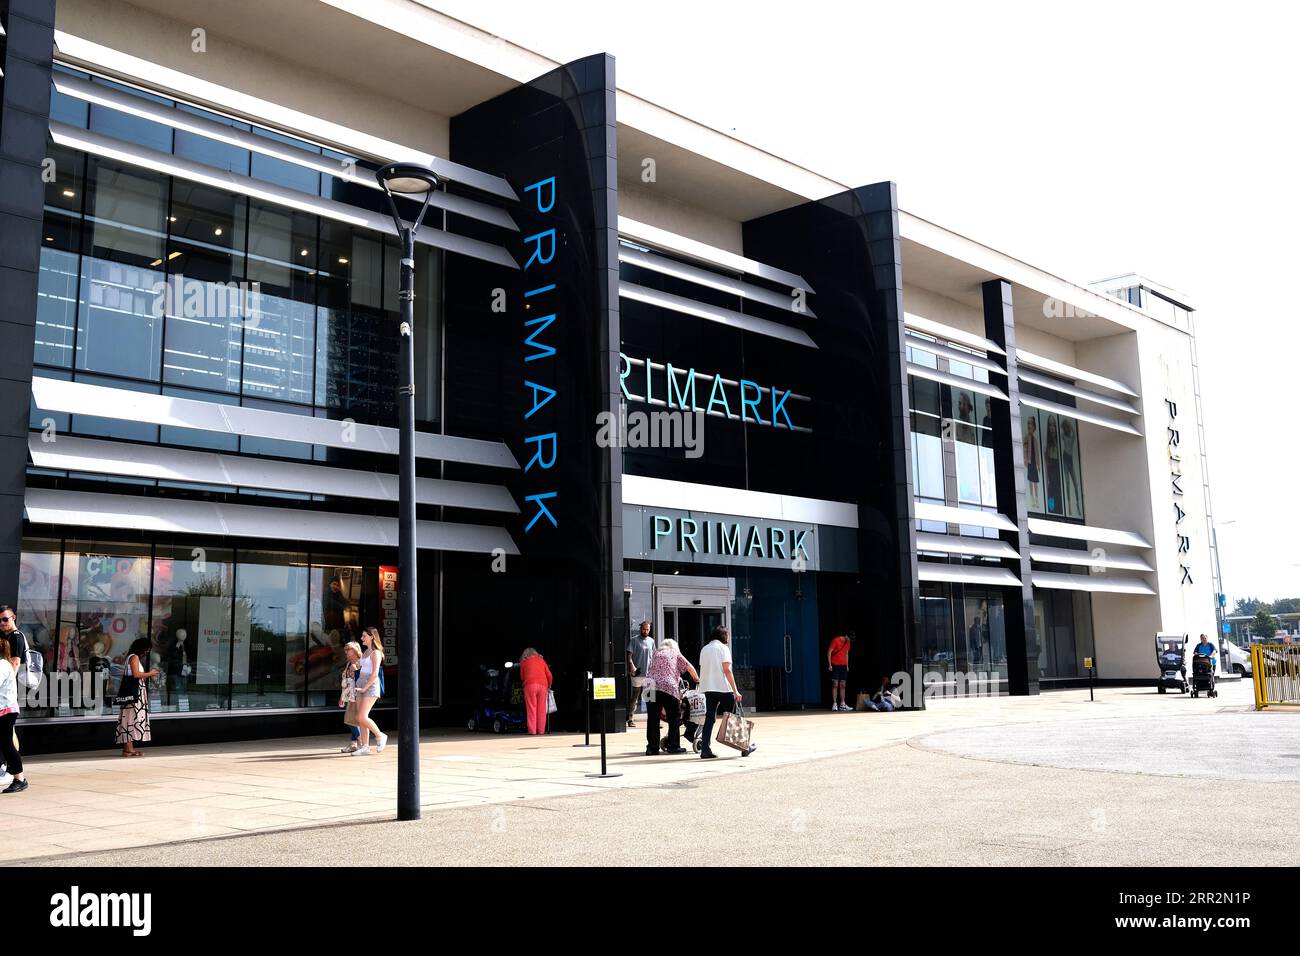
[375,161,441,195]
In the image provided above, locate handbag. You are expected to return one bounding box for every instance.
[114,671,141,708]
[546,689,558,714]
[714,701,755,752]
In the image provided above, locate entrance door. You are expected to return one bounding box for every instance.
[654,584,732,669]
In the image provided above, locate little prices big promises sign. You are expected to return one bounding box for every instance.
[379,565,398,666]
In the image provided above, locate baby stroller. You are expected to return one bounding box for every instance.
[467,663,527,733]
[1190,654,1218,698]
[1155,634,1187,695]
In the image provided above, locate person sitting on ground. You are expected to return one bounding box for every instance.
[865,676,902,712]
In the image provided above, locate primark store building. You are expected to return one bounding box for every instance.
[0,0,1221,746]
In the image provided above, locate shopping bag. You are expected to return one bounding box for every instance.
[714,702,754,752]
[546,689,558,714]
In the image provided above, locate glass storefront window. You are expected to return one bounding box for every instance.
[150,545,235,713]
[15,540,62,718]
[233,550,309,709]
[303,561,365,707]
[61,540,153,714]
[919,584,955,675]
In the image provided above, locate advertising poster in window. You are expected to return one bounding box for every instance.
[1060,417,1083,518]
[379,565,399,669]
[1023,410,1044,513]
[195,595,250,684]
[1043,412,1064,515]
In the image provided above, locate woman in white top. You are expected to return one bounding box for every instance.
[349,627,388,756]
[0,633,28,792]
[698,625,756,760]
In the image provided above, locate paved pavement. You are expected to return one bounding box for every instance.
[6,678,1296,865]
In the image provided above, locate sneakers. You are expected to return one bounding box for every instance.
[2,778,28,794]
[349,745,370,756]
[376,733,389,753]
[340,742,358,754]
[742,745,757,757]
[700,751,717,760]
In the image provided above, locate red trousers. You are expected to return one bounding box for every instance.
[524,683,548,735]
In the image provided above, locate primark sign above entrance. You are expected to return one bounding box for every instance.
[623,506,858,572]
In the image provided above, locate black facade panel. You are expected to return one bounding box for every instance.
[0,1,53,604]
[445,53,622,727]
[743,183,920,687]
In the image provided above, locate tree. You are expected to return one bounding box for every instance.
[1251,607,1281,641]
[1234,596,1261,616]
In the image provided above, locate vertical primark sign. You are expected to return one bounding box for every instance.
[448,55,624,690]
[520,176,560,535]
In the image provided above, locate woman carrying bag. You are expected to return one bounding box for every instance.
[518,647,552,736]
[115,638,159,757]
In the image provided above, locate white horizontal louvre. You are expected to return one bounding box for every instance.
[31,377,519,469]
[29,435,519,513]
[916,533,1019,560]
[25,488,520,555]
[907,363,1008,402]
[620,282,816,348]
[1016,369,1139,415]
[1014,349,1138,398]
[1019,393,1141,437]
[917,562,1022,587]
[1028,544,1154,572]
[1031,571,1155,595]
[618,217,808,289]
[1028,517,1152,549]
[49,121,519,269]
[914,501,1018,533]
[903,313,1005,356]
[618,245,816,317]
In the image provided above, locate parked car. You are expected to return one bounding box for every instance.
[1224,640,1252,677]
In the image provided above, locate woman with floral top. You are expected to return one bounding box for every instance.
[644,638,700,756]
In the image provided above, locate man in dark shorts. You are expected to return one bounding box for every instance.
[827,631,852,711]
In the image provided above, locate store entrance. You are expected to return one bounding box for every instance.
[655,583,731,668]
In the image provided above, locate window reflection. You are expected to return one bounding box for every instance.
[233,551,309,709]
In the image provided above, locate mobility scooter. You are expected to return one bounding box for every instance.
[1156,633,1187,694]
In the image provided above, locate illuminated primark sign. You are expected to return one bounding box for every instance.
[618,353,809,432]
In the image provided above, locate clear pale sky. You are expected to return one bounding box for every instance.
[433,0,1300,604]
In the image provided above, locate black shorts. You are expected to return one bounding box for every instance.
[831,665,849,681]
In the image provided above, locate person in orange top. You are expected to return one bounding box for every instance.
[518,647,553,735]
[827,631,853,711]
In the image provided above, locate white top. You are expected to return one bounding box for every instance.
[0,658,18,713]
[699,640,733,694]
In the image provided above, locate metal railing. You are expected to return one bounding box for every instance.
[1251,644,1300,709]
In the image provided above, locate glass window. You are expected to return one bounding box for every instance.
[233,550,309,709]
[911,413,944,500]
[244,202,317,403]
[919,584,955,675]
[953,387,977,444]
[15,540,62,717]
[249,128,321,194]
[303,561,365,706]
[961,589,1006,679]
[88,99,174,153]
[150,544,235,713]
[60,540,154,715]
[174,105,251,175]
[76,157,168,380]
[36,247,80,369]
[163,181,249,393]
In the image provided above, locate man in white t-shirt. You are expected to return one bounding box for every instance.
[697,626,756,759]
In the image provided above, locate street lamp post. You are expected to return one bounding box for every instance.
[376,161,441,821]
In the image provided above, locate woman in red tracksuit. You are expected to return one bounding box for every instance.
[518,647,552,735]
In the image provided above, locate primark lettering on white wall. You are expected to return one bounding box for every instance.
[0,0,1222,746]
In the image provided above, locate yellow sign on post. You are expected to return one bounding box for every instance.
[592,677,617,700]
[1083,657,1093,670]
